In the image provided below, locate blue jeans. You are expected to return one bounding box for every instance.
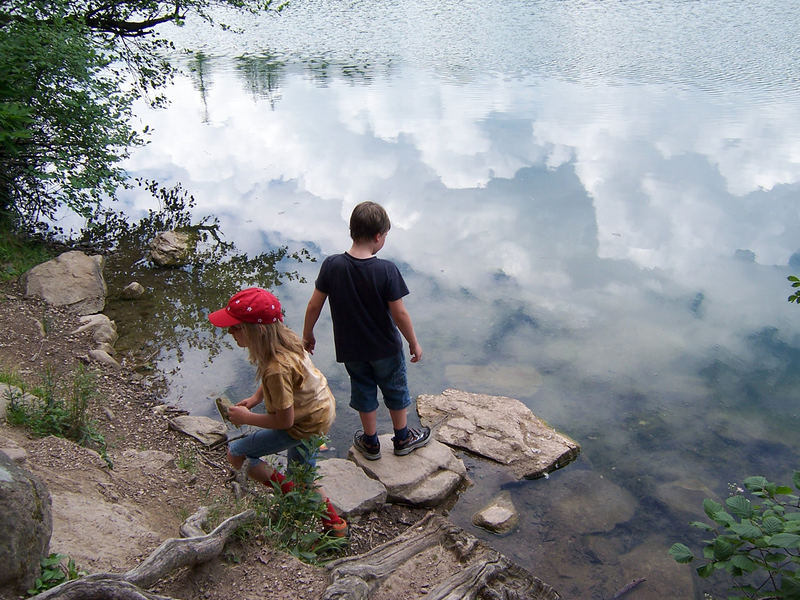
[229,428,317,471]
[345,351,411,413]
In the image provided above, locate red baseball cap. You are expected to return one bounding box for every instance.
[208,288,283,327]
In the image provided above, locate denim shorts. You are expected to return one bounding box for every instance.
[344,351,411,413]
[229,428,317,470]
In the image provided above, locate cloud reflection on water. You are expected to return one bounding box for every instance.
[115,56,800,598]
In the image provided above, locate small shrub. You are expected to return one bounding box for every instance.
[27,553,86,596]
[4,365,111,467]
[669,471,800,599]
[251,436,348,564]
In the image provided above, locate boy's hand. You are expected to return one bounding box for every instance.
[227,405,250,427]
[303,334,316,354]
[409,342,423,363]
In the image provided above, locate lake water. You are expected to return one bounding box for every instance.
[96,1,800,597]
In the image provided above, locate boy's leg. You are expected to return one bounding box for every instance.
[373,352,431,455]
[345,361,382,459]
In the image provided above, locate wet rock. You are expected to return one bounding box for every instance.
[348,435,467,507]
[23,251,106,315]
[148,231,194,267]
[318,458,387,516]
[417,389,580,479]
[0,451,52,597]
[122,281,145,299]
[472,490,518,535]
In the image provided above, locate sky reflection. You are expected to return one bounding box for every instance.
[101,3,800,597]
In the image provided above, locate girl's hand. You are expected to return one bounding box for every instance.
[237,394,258,409]
[227,405,250,427]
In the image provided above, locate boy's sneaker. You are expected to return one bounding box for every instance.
[323,518,349,538]
[353,430,381,460]
[393,426,432,456]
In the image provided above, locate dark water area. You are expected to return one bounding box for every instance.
[69,1,800,597]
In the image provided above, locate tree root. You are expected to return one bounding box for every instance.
[31,509,256,600]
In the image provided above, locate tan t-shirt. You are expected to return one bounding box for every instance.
[261,351,335,440]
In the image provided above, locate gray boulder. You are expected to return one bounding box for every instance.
[417,389,580,479]
[23,251,106,315]
[0,451,52,596]
[348,435,467,507]
[318,458,387,516]
[148,231,194,266]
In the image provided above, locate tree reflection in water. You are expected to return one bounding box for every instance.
[77,179,313,371]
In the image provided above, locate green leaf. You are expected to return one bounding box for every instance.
[697,562,715,578]
[729,554,759,573]
[713,537,736,560]
[730,521,761,539]
[689,521,714,531]
[712,510,736,527]
[744,476,769,492]
[767,533,800,549]
[763,516,786,535]
[775,486,794,495]
[668,543,694,563]
[704,498,724,519]
[793,471,800,491]
[726,495,753,518]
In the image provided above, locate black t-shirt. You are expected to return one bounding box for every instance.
[315,252,409,363]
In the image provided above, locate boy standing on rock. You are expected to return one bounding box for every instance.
[303,201,431,460]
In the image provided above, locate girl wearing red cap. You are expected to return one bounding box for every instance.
[209,287,347,537]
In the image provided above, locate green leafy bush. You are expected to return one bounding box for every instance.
[4,365,111,467]
[27,553,86,596]
[248,436,348,564]
[669,471,800,599]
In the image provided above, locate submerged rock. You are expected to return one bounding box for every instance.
[472,490,519,535]
[417,389,580,479]
[148,231,194,267]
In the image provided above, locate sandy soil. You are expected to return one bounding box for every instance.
[0,279,427,600]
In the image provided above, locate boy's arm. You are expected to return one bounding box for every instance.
[389,298,422,363]
[303,289,328,354]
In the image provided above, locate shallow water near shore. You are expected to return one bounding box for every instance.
[83,1,800,597]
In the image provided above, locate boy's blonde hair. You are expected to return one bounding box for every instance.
[238,321,305,380]
[350,201,391,241]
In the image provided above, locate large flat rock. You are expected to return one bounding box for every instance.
[348,435,467,507]
[417,389,580,480]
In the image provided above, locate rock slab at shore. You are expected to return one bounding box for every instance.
[417,388,580,480]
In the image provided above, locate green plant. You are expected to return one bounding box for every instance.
[26,553,86,596]
[0,220,54,282]
[788,276,800,304]
[5,365,112,467]
[669,471,800,599]
[250,436,348,564]
[177,447,197,473]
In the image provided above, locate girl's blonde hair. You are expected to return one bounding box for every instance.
[238,321,305,380]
